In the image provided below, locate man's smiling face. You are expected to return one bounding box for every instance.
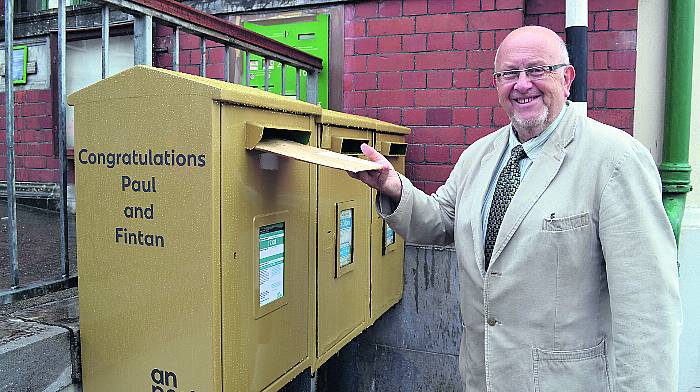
[494,27,575,141]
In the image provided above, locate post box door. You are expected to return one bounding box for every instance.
[220,105,315,391]
[370,132,407,322]
[316,125,372,361]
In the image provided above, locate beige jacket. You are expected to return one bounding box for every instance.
[380,108,681,391]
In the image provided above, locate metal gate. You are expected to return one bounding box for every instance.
[2,0,323,302]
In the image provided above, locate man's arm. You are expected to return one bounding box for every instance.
[599,142,681,391]
[349,143,460,246]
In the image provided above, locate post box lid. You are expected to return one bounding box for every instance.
[67,65,322,117]
[319,109,377,131]
[374,118,410,135]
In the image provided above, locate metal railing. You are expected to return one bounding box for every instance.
[2,0,323,303]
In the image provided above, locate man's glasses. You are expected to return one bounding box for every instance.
[492,64,569,84]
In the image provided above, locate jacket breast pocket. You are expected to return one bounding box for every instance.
[533,340,611,392]
[542,211,590,232]
[539,211,593,273]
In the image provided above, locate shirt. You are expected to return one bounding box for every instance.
[481,102,569,242]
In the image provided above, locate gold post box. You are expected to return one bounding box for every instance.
[370,120,410,324]
[313,110,376,369]
[68,66,379,392]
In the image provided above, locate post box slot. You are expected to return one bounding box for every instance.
[246,122,312,150]
[378,141,407,157]
[246,122,382,173]
[331,137,369,155]
[261,128,311,145]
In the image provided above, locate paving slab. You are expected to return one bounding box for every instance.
[0,317,73,392]
[12,296,80,332]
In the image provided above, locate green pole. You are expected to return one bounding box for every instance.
[660,0,694,246]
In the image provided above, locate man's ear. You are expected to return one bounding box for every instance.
[563,65,576,98]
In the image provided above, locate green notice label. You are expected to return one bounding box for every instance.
[259,223,284,307]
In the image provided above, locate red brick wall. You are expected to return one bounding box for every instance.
[344,0,524,194]
[345,0,638,193]
[0,90,60,183]
[0,1,639,190]
[526,0,637,133]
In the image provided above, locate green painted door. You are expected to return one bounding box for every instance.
[243,14,329,108]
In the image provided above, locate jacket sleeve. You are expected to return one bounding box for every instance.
[376,154,470,246]
[598,142,681,391]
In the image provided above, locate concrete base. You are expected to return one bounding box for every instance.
[316,245,463,391]
[0,318,72,392]
[0,289,80,392]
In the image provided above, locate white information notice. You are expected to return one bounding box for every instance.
[259,223,284,307]
[339,209,353,267]
[385,222,395,247]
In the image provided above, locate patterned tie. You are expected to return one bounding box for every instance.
[484,144,527,269]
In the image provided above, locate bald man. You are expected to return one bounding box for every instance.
[351,26,680,391]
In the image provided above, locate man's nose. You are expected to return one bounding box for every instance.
[513,71,533,91]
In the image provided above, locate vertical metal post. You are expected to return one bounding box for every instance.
[281,63,286,96]
[58,0,70,278]
[306,69,318,105]
[263,58,269,91]
[4,0,19,288]
[101,5,110,79]
[244,51,250,86]
[565,0,588,116]
[200,38,206,77]
[224,46,231,82]
[296,68,301,100]
[173,26,180,72]
[133,15,153,65]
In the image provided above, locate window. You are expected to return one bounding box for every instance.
[14,0,86,13]
[66,35,134,149]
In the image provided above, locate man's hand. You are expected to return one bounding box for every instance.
[348,143,402,203]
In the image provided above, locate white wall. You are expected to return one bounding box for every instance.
[66,35,134,148]
[636,2,700,391]
[689,4,700,209]
[680,6,700,390]
[633,0,668,164]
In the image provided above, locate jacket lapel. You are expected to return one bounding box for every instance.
[470,128,509,273]
[488,108,579,267]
